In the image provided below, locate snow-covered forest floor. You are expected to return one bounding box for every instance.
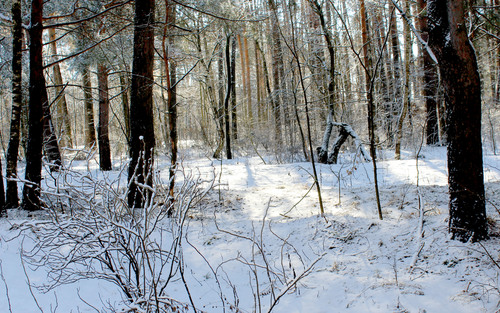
[1,146,500,312]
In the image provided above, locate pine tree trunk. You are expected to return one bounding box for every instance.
[120,72,131,144]
[427,0,487,241]
[388,6,402,147]
[395,0,412,160]
[231,37,237,140]
[82,65,96,149]
[23,0,46,211]
[128,0,156,208]
[97,64,112,171]
[224,35,233,159]
[6,0,23,209]
[417,0,440,146]
[269,0,283,148]
[48,27,73,148]
[163,0,177,202]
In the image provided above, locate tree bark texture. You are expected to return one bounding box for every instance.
[427,0,487,241]
[97,64,112,171]
[83,65,96,149]
[128,0,156,208]
[6,0,23,209]
[23,0,46,211]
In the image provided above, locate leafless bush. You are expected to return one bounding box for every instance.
[18,162,213,312]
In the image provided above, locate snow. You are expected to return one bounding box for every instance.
[1,146,500,312]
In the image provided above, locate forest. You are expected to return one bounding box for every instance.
[0,0,499,312]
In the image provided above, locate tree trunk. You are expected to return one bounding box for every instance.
[22,0,46,211]
[120,72,131,145]
[309,0,337,164]
[163,0,177,203]
[231,36,237,140]
[224,35,233,160]
[6,0,23,209]
[427,0,487,241]
[388,5,402,147]
[269,0,283,148]
[417,0,440,146]
[48,27,73,148]
[82,65,96,149]
[97,64,112,171]
[360,0,383,220]
[395,0,412,160]
[128,0,156,208]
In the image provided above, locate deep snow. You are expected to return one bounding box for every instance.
[1,146,500,312]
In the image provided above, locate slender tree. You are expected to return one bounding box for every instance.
[6,0,23,209]
[128,0,156,208]
[417,0,440,145]
[97,64,112,171]
[48,27,73,148]
[427,0,487,241]
[22,0,46,211]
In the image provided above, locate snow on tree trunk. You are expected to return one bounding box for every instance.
[428,0,487,241]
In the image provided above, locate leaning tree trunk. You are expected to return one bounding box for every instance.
[427,0,487,241]
[23,0,46,211]
[128,0,156,208]
[97,64,112,171]
[6,0,23,209]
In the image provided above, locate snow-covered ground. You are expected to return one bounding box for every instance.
[1,146,500,312]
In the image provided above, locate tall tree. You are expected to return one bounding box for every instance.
[128,0,156,208]
[97,64,112,171]
[5,0,23,209]
[48,27,73,148]
[22,0,46,211]
[427,0,487,241]
[417,0,440,145]
[163,0,178,203]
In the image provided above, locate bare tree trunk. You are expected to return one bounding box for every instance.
[269,0,283,149]
[120,72,131,145]
[82,65,96,149]
[417,0,440,146]
[231,37,237,140]
[97,64,112,171]
[388,5,402,147]
[48,27,73,148]
[23,0,46,211]
[360,0,383,220]
[395,0,412,160]
[6,0,23,209]
[163,0,178,202]
[128,0,156,208]
[427,0,487,241]
[224,35,233,159]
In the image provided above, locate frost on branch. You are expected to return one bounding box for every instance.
[18,164,213,312]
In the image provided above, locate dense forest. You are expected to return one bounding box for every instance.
[0,0,499,312]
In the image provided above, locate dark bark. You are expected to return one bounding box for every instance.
[428,0,487,241]
[83,65,96,148]
[163,0,177,202]
[97,64,112,171]
[231,36,237,141]
[22,0,46,211]
[269,0,283,147]
[5,0,23,209]
[128,0,156,208]
[328,127,349,164]
[224,35,233,160]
